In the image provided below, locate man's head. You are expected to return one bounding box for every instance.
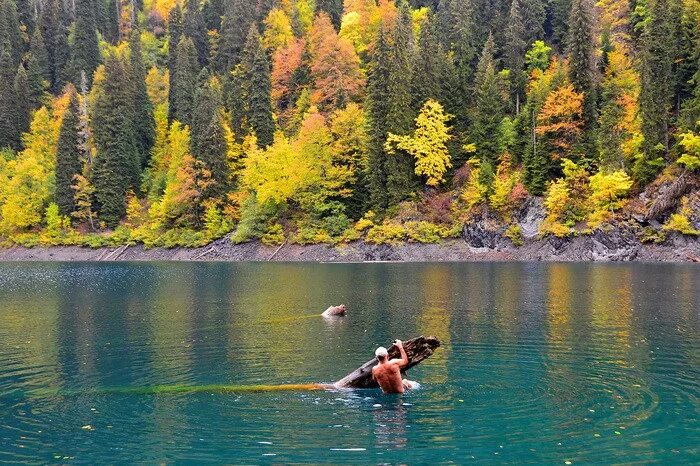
[375,346,388,362]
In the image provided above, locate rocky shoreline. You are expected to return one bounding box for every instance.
[0,227,697,262]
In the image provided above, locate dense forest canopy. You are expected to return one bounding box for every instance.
[0,0,698,247]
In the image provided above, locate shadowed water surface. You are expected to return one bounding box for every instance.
[0,262,698,464]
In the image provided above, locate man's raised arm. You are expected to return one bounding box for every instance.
[391,340,409,368]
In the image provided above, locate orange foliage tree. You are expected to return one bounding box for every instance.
[536,84,584,160]
[309,13,365,112]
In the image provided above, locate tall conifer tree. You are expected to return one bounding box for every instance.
[56,90,82,216]
[0,45,19,150]
[13,64,30,138]
[386,3,418,205]
[243,26,275,148]
[91,53,140,227]
[167,5,184,122]
[471,34,506,166]
[216,0,256,72]
[72,0,100,85]
[129,28,156,168]
[567,0,597,154]
[183,0,210,67]
[0,0,22,68]
[173,36,200,127]
[638,0,675,181]
[366,27,391,210]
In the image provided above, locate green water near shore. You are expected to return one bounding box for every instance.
[0,262,698,463]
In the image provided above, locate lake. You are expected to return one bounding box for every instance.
[0,262,698,464]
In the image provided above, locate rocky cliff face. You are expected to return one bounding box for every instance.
[461,195,700,262]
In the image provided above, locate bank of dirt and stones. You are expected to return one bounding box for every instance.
[1,194,698,263]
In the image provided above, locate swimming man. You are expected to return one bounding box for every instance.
[371,340,415,394]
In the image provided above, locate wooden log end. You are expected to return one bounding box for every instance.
[333,336,441,389]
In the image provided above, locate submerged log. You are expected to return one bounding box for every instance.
[333,336,441,389]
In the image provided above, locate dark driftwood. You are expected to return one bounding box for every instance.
[333,336,441,389]
[645,173,694,221]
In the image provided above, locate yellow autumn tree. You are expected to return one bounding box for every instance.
[385,99,453,187]
[0,107,60,231]
[587,170,633,227]
[263,8,294,52]
[242,132,311,206]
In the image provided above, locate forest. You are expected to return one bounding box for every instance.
[0,0,698,248]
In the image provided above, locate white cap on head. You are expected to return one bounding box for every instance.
[375,346,388,359]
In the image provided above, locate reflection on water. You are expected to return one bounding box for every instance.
[0,262,698,464]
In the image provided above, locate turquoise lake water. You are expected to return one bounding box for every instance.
[0,262,698,464]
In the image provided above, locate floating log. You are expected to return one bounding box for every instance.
[333,336,441,389]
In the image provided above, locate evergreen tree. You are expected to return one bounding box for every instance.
[167,4,184,122]
[505,0,527,113]
[91,53,141,227]
[26,54,46,110]
[243,26,275,148]
[173,36,200,127]
[412,14,450,109]
[216,0,256,72]
[183,0,210,67]
[41,0,70,93]
[203,0,224,31]
[129,28,156,168]
[0,45,19,150]
[197,112,230,199]
[13,63,30,138]
[365,27,391,210]
[105,0,120,44]
[56,90,82,216]
[545,0,571,48]
[16,0,32,35]
[522,0,546,44]
[638,0,675,180]
[471,34,506,166]
[29,27,50,85]
[567,0,597,153]
[386,3,418,205]
[71,0,100,85]
[437,0,476,154]
[93,0,108,41]
[316,0,343,28]
[191,71,224,157]
[0,0,22,68]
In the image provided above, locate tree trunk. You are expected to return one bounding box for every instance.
[333,336,441,389]
[645,172,695,221]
